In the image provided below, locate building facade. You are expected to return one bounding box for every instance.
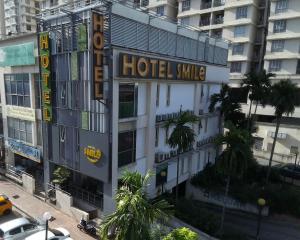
[38,1,229,216]
[1,0,39,36]
[0,33,43,182]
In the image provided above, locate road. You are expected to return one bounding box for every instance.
[0,175,95,240]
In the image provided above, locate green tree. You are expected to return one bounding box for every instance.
[242,70,274,131]
[163,227,199,240]
[164,110,199,204]
[209,84,245,128]
[99,171,172,240]
[52,166,71,187]
[266,80,299,183]
[214,122,254,235]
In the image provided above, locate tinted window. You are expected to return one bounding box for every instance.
[0,201,7,206]
[50,229,64,236]
[9,227,22,235]
[0,229,4,237]
[23,224,36,231]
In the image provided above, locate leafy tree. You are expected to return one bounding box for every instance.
[52,166,71,187]
[209,84,245,128]
[163,227,199,240]
[99,171,172,240]
[242,70,274,131]
[266,80,299,183]
[164,110,199,204]
[214,122,254,235]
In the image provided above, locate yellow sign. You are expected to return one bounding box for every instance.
[84,146,102,164]
[6,105,35,122]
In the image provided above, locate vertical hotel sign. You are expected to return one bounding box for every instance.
[91,12,104,100]
[39,32,52,121]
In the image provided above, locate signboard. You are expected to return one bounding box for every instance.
[7,139,40,163]
[39,32,52,122]
[84,146,102,164]
[0,42,35,67]
[91,12,104,100]
[6,106,35,122]
[119,53,206,81]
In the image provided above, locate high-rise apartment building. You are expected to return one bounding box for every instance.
[2,0,40,35]
[0,1,5,38]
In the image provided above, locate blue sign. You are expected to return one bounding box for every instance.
[7,139,40,163]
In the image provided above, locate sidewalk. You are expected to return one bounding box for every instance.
[0,176,95,240]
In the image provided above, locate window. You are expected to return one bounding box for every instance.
[232,43,244,55]
[181,17,190,26]
[165,127,169,144]
[166,85,171,106]
[37,120,42,146]
[34,74,41,109]
[25,0,30,4]
[26,16,31,22]
[271,40,285,52]
[230,62,242,73]
[156,6,164,16]
[200,84,204,103]
[22,224,36,231]
[5,74,30,107]
[275,0,288,13]
[118,131,136,167]
[234,25,246,37]
[273,20,286,33]
[25,7,30,13]
[204,118,208,133]
[236,6,247,19]
[26,25,31,31]
[182,0,190,11]
[156,165,168,187]
[155,127,159,147]
[156,84,160,107]
[9,227,22,235]
[269,60,282,72]
[8,117,33,144]
[296,60,300,74]
[119,84,137,119]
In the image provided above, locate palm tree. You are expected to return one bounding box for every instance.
[164,110,199,204]
[214,122,253,235]
[99,170,172,240]
[242,70,274,131]
[209,84,245,128]
[266,80,299,184]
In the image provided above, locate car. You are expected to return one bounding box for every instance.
[0,195,12,216]
[24,227,73,240]
[0,217,42,240]
[274,163,300,180]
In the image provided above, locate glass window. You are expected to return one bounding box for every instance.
[156,165,168,186]
[296,60,300,74]
[273,20,286,33]
[234,26,246,37]
[271,40,285,52]
[232,43,244,55]
[5,74,31,107]
[22,224,36,231]
[118,131,136,167]
[181,17,190,26]
[9,227,22,235]
[7,117,33,144]
[236,6,248,19]
[156,84,160,107]
[230,62,242,73]
[269,60,282,72]
[119,84,136,119]
[275,0,288,13]
[155,127,159,147]
[156,6,164,16]
[34,74,41,109]
[166,85,171,106]
[182,0,190,11]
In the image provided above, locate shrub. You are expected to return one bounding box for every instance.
[163,227,199,240]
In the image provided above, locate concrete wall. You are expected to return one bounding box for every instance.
[22,174,35,195]
[55,189,73,215]
[186,183,269,216]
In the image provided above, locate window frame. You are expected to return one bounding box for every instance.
[273,20,286,33]
[271,40,285,52]
[182,0,190,11]
[156,6,164,16]
[275,0,288,14]
[232,43,244,55]
[230,62,242,73]
[234,25,246,37]
[236,6,248,19]
[269,60,282,72]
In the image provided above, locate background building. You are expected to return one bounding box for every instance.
[1,0,39,36]
[0,33,43,186]
[38,1,229,217]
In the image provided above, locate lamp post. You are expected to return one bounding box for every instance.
[256,198,266,240]
[160,170,167,193]
[43,212,52,240]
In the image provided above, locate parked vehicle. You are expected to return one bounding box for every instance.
[77,219,97,237]
[0,195,12,216]
[274,163,300,180]
[0,217,41,240]
[24,227,73,240]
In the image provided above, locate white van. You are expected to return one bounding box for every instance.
[0,217,41,240]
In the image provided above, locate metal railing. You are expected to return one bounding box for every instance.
[214,0,225,7]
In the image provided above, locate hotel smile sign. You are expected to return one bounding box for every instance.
[119,53,206,81]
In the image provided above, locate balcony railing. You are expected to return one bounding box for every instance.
[214,17,224,24]
[201,2,212,9]
[213,0,225,7]
[253,149,294,164]
[200,18,210,26]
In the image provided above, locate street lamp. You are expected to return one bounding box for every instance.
[256,198,266,240]
[43,211,52,240]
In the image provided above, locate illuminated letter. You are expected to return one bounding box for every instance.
[93,32,104,49]
[167,62,173,79]
[182,64,191,80]
[40,34,49,49]
[159,60,166,79]
[150,59,158,78]
[137,57,149,77]
[177,64,182,79]
[123,54,136,76]
[41,55,49,69]
[93,14,104,32]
